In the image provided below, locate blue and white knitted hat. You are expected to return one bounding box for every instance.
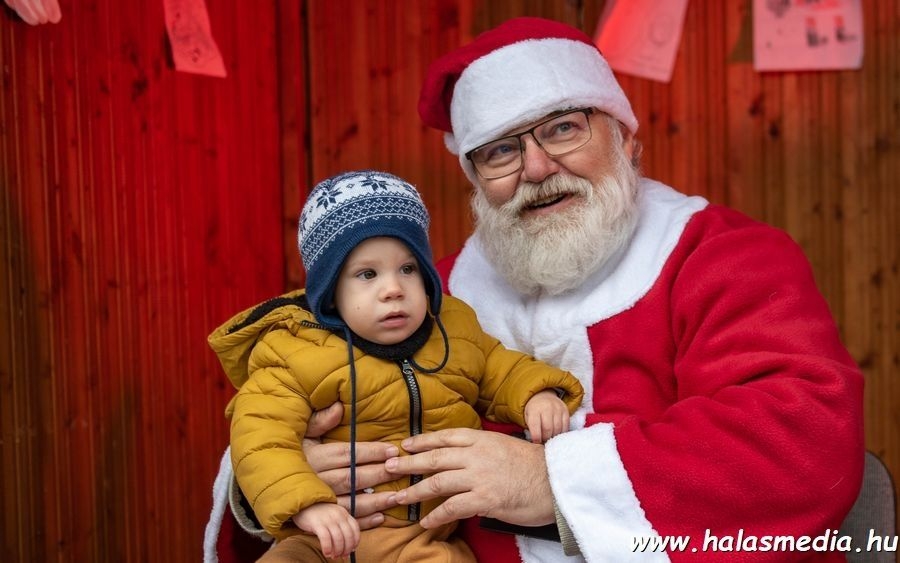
[298,170,442,329]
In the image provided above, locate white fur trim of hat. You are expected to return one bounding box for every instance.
[418,17,638,183]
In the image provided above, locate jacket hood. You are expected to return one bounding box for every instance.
[208,289,315,392]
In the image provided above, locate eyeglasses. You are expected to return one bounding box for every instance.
[465,108,595,180]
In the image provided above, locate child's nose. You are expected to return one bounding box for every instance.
[380,275,404,300]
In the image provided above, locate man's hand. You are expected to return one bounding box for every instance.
[385,428,555,529]
[304,402,399,528]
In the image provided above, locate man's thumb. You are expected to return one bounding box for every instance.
[306,401,344,438]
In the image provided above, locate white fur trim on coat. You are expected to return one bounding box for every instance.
[203,447,272,563]
[203,447,233,563]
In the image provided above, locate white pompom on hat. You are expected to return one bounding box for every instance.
[418,17,638,182]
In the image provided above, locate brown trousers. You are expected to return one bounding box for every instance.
[257,516,476,563]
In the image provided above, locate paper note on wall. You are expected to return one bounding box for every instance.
[4,0,61,25]
[594,0,690,83]
[753,0,863,71]
[163,0,227,78]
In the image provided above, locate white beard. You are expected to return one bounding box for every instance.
[472,149,640,297]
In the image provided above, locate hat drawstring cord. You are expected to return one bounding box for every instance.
[408,314,449,374]
[342,326,358,563]
[342,313,445,563]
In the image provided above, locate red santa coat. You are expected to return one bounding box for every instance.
[438,180,864,562]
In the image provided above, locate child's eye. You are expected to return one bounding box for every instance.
[400,263,417,275]
[355,269,376,280]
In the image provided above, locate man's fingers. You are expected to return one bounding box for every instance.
[386,445,468,476]
[354,512,386,531]
[418,491,480,529]
[392,469,483,529]
[400,428,479,452]
[336,491,397,519]
[306,402,344,438]
[394,468,469,507]
[319,462,397,495]
[304,440,399,473]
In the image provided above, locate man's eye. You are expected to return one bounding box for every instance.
[544,120,579,139]
[481,140,519,163]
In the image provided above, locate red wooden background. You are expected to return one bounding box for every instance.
[0,1,283,560]
[2,1,898,561]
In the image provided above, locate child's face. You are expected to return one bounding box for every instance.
[334,237,429,345]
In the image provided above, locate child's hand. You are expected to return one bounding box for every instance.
[524,389,570,444]
[292,502,361,559]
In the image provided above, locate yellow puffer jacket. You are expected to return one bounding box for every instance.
[209,289,583,539]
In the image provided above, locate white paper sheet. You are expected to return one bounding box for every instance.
[753,0,863,71]
[594,0,690,83]
[163,0,227,78]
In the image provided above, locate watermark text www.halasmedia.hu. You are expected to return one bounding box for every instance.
[632,529,899,554]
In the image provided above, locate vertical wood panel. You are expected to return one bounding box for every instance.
[1,0,282,561]
[278,0,309,289]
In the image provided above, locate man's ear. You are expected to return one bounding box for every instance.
[621,126,643,168]
[621,127,635,160]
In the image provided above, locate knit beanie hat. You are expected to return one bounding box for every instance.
[418,16,638,183]
[298,170,442,330]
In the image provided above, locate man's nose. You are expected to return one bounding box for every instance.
[520,135,560,183]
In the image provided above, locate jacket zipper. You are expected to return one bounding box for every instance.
[400,359,423,521]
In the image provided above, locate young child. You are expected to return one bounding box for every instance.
[209,170,584,562]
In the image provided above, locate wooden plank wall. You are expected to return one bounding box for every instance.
[1,0,897,562]
[0,0,283,561]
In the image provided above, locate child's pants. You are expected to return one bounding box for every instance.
[257,515,476,562]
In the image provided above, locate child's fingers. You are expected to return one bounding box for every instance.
[318,528,335,558]
[560,409,570,432]
[545,406,569,441]
[527,415,543,443]
[542,414,555,442]
[331,527,346,559]
[341,515,361,556]
[330,513,360,558]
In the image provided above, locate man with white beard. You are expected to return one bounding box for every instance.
[205,16,864,563]
[382,16,864,563]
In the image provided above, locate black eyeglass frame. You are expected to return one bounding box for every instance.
[464,107,596,180]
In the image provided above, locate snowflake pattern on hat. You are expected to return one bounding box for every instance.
[299,171,428,270]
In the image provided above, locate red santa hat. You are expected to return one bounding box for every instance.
[419,17,638,182]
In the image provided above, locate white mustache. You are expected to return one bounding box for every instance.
[472,161,639,296]
[502,175,592,216]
